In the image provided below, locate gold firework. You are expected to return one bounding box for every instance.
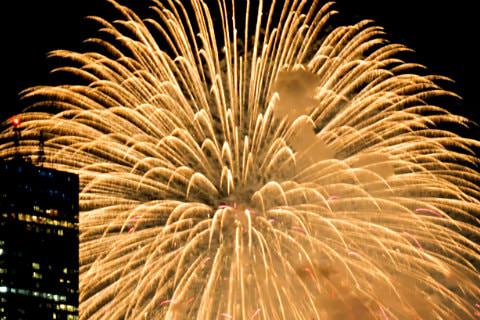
[1,0,479,319]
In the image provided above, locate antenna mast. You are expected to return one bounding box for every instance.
[38,131,46,166]
[10,116,22,160]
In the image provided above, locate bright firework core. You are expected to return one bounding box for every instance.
[0,0,479,319]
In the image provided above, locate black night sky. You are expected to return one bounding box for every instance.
[1,0,477,129]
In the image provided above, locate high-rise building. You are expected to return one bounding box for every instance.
[0,159,79,320]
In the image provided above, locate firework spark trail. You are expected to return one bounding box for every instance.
[1,0,480,319]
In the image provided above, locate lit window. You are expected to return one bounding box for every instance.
[32,262,40,270]
[46,209,59,216]
[0,286,7,293]
[0,249,3,256]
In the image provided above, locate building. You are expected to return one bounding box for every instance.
[0,159,79,320]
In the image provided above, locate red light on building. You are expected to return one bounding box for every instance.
[9,116,22,128]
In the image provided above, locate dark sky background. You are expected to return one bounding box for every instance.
[1,0,476,130]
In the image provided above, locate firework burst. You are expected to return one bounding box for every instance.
[1,0,480,319]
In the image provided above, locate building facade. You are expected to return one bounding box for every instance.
[0,159,79,320]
